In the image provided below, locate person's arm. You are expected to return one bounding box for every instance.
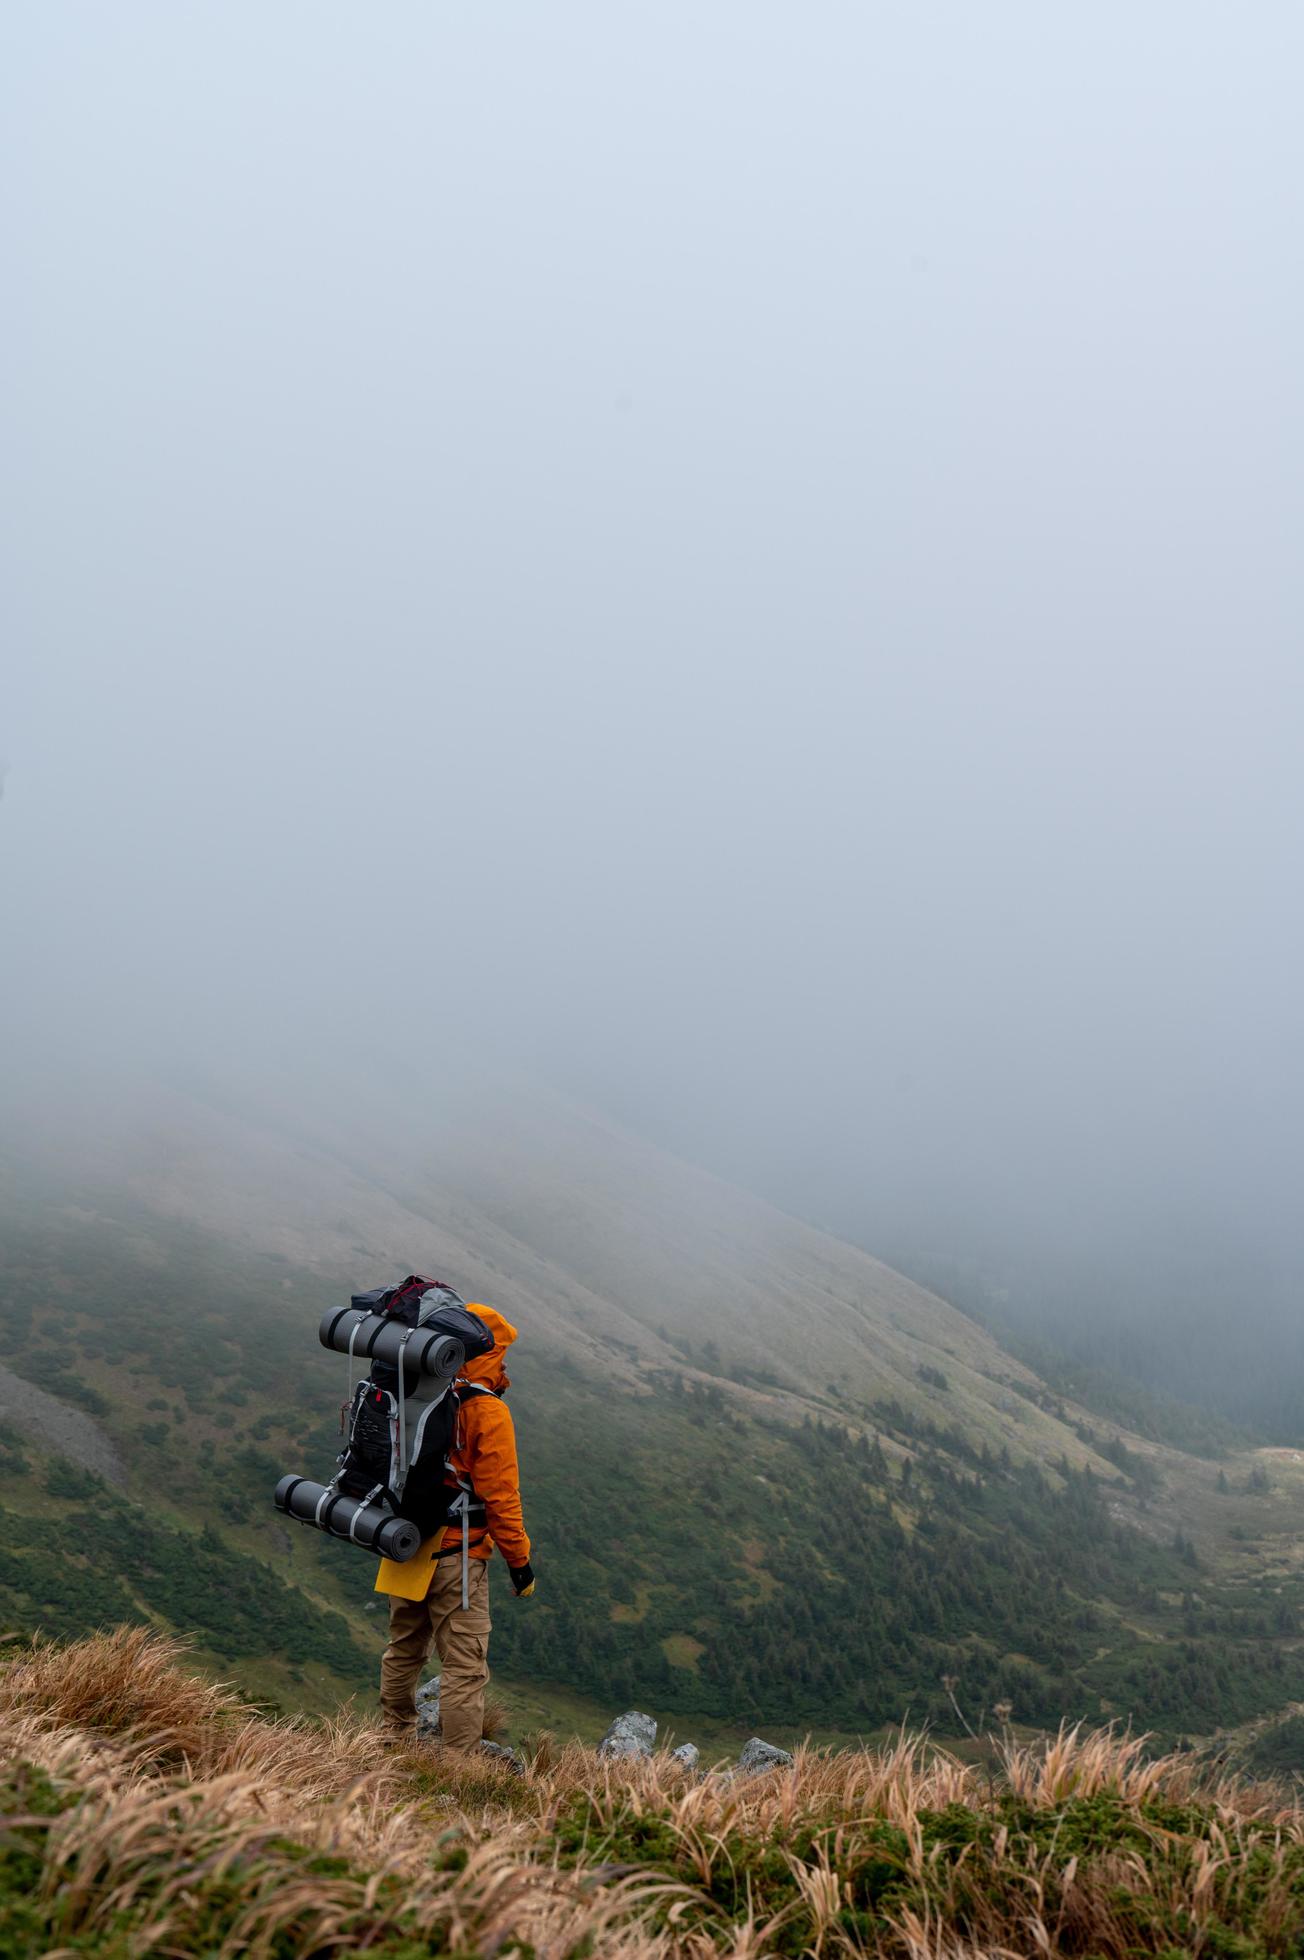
[469,1397,533,1586]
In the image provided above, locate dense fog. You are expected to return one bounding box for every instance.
[5,5,1302,1425]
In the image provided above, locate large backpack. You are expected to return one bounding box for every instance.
[334,1275,494,1538]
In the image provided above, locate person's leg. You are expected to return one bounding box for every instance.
[379,1592,435,1733]
[429,1557,491,1750]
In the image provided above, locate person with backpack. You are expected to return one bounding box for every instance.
[376,1303,535,1748]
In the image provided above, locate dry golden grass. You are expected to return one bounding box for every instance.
[2,1628,1303,1956]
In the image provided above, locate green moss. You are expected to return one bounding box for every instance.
[0,1765,73,1959]
[548,1778,1304,1956]
[6,1730,1304,1958]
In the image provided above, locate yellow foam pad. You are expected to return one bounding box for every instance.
[374,1535,442,1600]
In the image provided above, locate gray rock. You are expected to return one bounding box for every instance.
[736,1736,793,1774]
[671,1742,700,1770]
[415,1676,441,1738]
[598,1711,657,1759]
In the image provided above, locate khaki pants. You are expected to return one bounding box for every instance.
[379,1555,491,1750]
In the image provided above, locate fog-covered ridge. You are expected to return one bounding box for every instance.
[4,2,1302,1428]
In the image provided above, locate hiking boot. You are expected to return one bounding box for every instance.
[479,1740,525,1776]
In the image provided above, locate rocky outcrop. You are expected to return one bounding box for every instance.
[596,1713,790,1775]
[0,1363,125,1486]
[415,1688,784,1778]
[597,1711,657,1759]
[737,1736,793,1774]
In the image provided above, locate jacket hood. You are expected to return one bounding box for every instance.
[461,1304,517,1392]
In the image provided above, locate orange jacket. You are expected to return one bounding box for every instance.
[439,1306,531,1569]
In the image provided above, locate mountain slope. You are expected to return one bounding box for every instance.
[7,1070,1131,1475]
[2,1068,1303,1745]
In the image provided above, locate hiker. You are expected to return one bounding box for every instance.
[377,1305,534,1748]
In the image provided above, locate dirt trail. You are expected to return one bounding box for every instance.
[0,1363,125,1485]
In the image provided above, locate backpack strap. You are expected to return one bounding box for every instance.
[451,1380,500,1458]
[447,1383,497,1547]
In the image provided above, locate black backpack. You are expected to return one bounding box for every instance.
[335,1275,494,1538]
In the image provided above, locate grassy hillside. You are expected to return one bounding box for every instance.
[5,1628,1304,1959]
[2,1078,1304,1747]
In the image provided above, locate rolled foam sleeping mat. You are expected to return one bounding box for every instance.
[273,1474,422,1561]
[317,1308,467,1382]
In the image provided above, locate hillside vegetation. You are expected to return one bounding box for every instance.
[4,1628,1304,1958]
[1,1070,1154,1477]
[3,1077,1304,1746]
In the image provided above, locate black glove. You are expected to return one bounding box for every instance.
[509,1562,535,1597]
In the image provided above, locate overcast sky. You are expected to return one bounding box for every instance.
[4,5,1302,1308]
